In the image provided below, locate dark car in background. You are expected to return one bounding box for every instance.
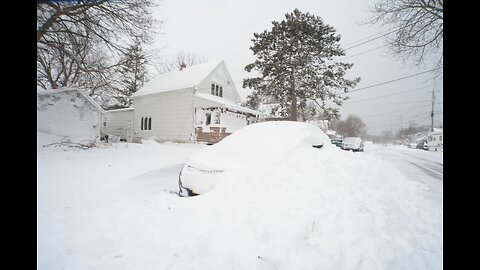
[331,138,343,147]
[416,140,428,150]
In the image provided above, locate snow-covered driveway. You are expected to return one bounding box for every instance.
[37,137,443,270]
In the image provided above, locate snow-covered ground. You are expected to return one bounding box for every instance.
[37,132,442,270]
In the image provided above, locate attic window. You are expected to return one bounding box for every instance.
[211,83,223,97]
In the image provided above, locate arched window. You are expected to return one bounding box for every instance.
[148,117,152,130]
[141,117,144,130]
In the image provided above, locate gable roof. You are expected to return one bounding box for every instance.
[37,87,106,114]
[133,60,224,97]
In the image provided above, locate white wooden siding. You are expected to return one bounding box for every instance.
[133,88,195,142]
[37,91,104,141]
[104,109,134,141]
[196,63,240,103]
[220,111,247,133]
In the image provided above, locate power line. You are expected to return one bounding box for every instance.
[343,84,434,104]
[354,99,437,107]
[366,110,430,126]
[344,27,401,51]
[337,45,386,61]
[360,103,431,119]
[347,68,442,94]
[343,31,386,47]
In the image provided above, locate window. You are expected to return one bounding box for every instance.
[211,83,224,97]
[141,117,152,131]
[439,135,442,141]
[206,113,211,125]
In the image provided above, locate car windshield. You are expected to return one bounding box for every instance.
[343,137,362,144]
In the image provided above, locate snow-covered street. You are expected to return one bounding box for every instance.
[364,144,443,205]
[37,135,442,270]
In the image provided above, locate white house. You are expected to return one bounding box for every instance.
[427,128,443,151]
[37,88,106,142]
[128,60,263,144]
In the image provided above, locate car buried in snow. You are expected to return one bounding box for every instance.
[341,137,364,152]
[178,121,331,197]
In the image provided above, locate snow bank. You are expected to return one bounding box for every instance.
[37,127,442,269]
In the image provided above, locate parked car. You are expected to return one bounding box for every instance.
[178,121,331,196]
[331,138,343,147]
[341,137,364,152]
[416,140,428,150]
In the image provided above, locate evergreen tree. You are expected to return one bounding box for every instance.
[243,9,360,121]
[117,40,148,107]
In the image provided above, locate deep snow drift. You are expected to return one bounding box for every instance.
[37,131,442,270]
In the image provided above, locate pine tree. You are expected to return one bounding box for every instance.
[117,40,148,107]
[243,9,360,121]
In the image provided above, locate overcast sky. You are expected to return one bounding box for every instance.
[150,0,443,136]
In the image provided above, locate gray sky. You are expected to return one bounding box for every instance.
[151,0,443,135]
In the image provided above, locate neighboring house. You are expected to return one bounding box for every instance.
[129,60,263,144]
[37,88,106,142]
[103,108,134,142]
[427,128,443,151]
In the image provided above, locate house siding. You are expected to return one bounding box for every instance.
[196,63,240,103]
[133,88,195,142]
[104,109,134,142]
[37,90,105,141]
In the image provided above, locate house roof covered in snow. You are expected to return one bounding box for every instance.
[195,92,265,116]
[133,60,226,97]
[429,128,443,135]
[37,87,106,114]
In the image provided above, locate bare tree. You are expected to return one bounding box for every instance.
[333,114,367,137]
[154,51,206,73]
[37,0,160,98]
[364,0,443,73]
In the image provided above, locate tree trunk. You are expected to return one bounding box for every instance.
[289,76,297,121]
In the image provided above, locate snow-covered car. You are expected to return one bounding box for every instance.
[341,137,364,152]
[178,121,331,196]
[331,138,343,147]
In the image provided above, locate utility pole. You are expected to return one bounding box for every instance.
[400,115,403,138]
[430,88,435,132]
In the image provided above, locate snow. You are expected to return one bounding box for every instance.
[37,126,442,269]
[37,89,105,142]
[133,60,222,97]
[195,92,263,116]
